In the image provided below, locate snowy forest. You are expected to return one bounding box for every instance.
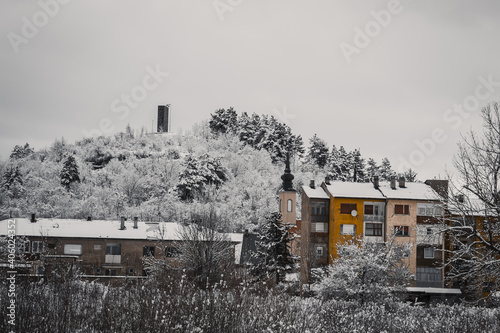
[0,107,406,233]
[2,107,500,332]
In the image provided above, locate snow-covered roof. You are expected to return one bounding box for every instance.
[378,182,441,201]
[0,218,241,243]
[302,185,330,199]
[324,181,385,199]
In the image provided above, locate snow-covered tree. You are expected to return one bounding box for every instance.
[351,149,366,182]
[9,143,34,159]
[366,158,379,179]
[317,238,412,303]
[209,107,238,135]
[402,168,418,182]
[307,134,329,169]
[379,157,394,181]
[60,155,80,191]
[251,212,295,284]
[444,102,500,300]
[1,166,25,199]
[177,154,227,201]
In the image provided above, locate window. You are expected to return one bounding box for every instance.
[32,241,43,253]
[94,244,102,251]
[426,227,432,235]
[23,240,30,253]
[128,268,135,275]
[364,204,374,215]
[394,205,410,215]
[311,202,328,215]
[312,222,327,233]
[340,224,356,235]
[105,243,121,255]
[317,246,324,257]
[105,243,121,264]
[165,247,180,257]
[143,246,155,257]
[417,203,442,216]
[287,199,293,212]
[417,267,441,282]
[95,268,102,274]
[365,223,382,236]
[340,203,357,214]
[394,226,409,236]
[64,244,82,255]
[424,247,435,259]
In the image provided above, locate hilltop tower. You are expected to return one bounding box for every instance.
[279,153,296,224]
[157,105,170,133]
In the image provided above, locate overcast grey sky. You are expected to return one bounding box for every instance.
[1,0,500,180]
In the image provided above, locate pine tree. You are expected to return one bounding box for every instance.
[9,143,34,159]
[379,157,394,181]
[366,158,379,179]
[251,212,295,284]
[327,145,342,180]
[177,154,227,201]
[1,166,25,199]
[402,168,418,182]
[307,134,329,169]
[351,149,366,182]
[209,107,238,134]
[337,146,351,181]
[60,155,80,191]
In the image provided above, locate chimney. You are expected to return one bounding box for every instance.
[390,176,396,190]
[87,216,92,221]
[30,213,36,223]
[120,216,125,230]
[398,176,406,188]
[373,176,379,189]
[310,180,315,189]
[325,176,331,185]
[133,216,138,229]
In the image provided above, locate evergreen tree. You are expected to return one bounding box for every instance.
[237,112,254,146]
[60,155,80,191]
[307,134,329,169]
[1,166,25,199]
[379,157,394,181]
[366,158,379,179]
[251,212,295,284]
[402,168,418,182]
[351,149,366,182]
[337,146,351,181]
[177,154,227,201]
[209,107,238,134]
[327,145,342,180]
[10,143,34,159]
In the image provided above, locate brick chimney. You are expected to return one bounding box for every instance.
[310,180,315,189]
[390,176,396,190]
[398,176,406,188]
[373,176,379,189]
[31,213,36,223]
[120,216,125,230]
[87,216,92,221]
[133,217,138,229]
[325,176,331,185]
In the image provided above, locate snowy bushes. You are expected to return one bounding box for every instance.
[2,279,500,332]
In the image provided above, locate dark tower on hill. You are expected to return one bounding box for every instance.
[157,105,170,133]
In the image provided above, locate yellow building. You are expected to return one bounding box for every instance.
[322,180,386,261]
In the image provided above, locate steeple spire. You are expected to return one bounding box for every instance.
[281,152,295,192]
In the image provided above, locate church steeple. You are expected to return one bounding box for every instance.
[281,153,295,192]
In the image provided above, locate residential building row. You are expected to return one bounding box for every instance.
[0,216,242,279]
